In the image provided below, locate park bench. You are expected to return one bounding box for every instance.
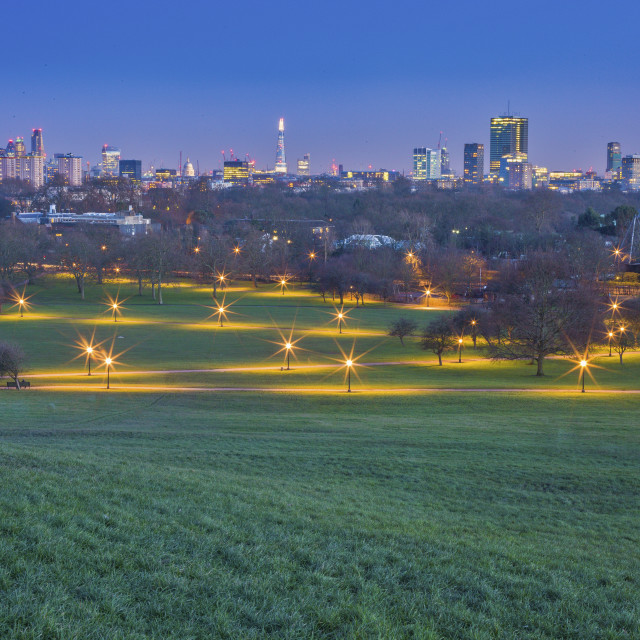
[6,380,30,389]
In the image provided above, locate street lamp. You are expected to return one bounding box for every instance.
[424,288,431,308]
[470,319,477,349]
[112,302,119,322]
[458,337,463,363]
[216,304,226,327]
[86,346,93,376]
[105,357,112,389]
[19,298,25,317]
[338,311,344,334]
[285,342,292,370]
[580,360,587,393]
[346,359,352,392]
[280,277,287,295]
[608,331,614,357]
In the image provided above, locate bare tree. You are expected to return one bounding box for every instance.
[143,231,182,305]
[389,317,418,346]
[0,341,26,389]
[60,231,95,300]
[420,317,456,365]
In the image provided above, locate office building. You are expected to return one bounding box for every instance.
[463,143,484,186]
[31,129,44,156]
[413,148,441,180]
[119,159,142,183]
[297,153,310,176]
[14,137,26,157]
[622,155,640,190]
[440,145,450,174]
[490,116,528,174]
[101,145,121,176]
[223,160,250,186]
[606,142,622,174]
[275,118,287,173]
[5,140,16,157]
[56,153,83,186]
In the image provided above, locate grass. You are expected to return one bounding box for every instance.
[0,277,639,638]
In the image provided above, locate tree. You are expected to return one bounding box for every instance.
[420,317,456,365]
[60,231,95,300]
[485,253,600,376]
[197,234,231,299]
[577,207,600,230]
[143,231,181,305]
[388,317,418,346]
[612,326,632,365]
[0,341,26,389]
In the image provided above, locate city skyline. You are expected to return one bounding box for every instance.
[2,1,640,174]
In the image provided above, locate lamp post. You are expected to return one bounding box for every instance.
[19,298,24,317]
[425,289,431,308]
[280,278,287,295]
[217,305,225,327]
[580,360,587,393]
[105,357,112,389]
[285,342,292,370]
[338,312,343,334]
[86,346,93,376]
[112,302,118,322]
[346,359,352,392]
[608,331,614,357]
[458,337,463,363]
[470,319,477,349]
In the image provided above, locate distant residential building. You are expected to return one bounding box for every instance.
[297,153,310,176]
[275,118,287,174]
[622,155,640,190]
[223,160,250,186]
[119,159,142,183]
[490,116,528,174]
[508,160,532,190]
[606,142,622,174]
[55,153,83,186]
[463,143,484,186]
[31,129,44,156]
[0,155,45,187]
[101,145,121,176]
[413,148,441,180]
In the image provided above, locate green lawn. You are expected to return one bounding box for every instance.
[0,278,638,638]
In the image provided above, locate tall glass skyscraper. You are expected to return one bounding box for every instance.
[102,145,121,176]
[275,118,287,173]
[607,142,622,173]
[31,129,44,156]
[413,148,441,180]
[463,143,484,186]
[489,116,528,174]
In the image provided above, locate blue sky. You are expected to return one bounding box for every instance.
[3,0,639,174]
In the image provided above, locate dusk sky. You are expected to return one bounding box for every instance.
[3,0,640,175]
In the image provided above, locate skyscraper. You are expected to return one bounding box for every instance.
[412,148,441,180]
[490,116,528,174]
[101,145,121,176]
[119,159,142,183]
[463,143,484,186]
[621,155,640,190]
[275,118,287,174]
[297,153,310,176]
[14,137,26,157]
[440,145,450,174]
[31,129,44,156]
[224,160,250,186]
[607,142,622,173]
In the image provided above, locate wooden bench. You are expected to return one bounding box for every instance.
[6,380,30,389]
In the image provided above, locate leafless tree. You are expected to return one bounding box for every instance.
[0,341,26,389]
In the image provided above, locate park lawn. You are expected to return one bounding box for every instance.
[0,391,638,639]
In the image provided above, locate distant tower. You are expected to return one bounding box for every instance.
[183,157,195,177]
[5,139,16,157]
[607,142,622,174]
[275,117,287,173]
[14,137,26,157]
[101,145,121,176]
[463,143,484,186]
[31,129,44,156]
[490,116,528,175]
[297,153,310,176]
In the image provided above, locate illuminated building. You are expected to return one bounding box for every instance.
[14,137,26,157]
[31,129,44,156]
[607,142,622,174]
[183,158,195,177]
[297,153,310,176]
[101,145,121,176]
[463,143,484,186]
[490,116,528,174]
[622,155,640,190]
[532,166,548,188]
[5,140,16,157]
[413,148,441,180]
[275,118,287,173]
[119,159,142,183]
[56,153,83,186]
[155,168,177,181]
[507,160,532,190]
[440,145,450,174]
[0,155,45,187]
[223,160,250,186]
